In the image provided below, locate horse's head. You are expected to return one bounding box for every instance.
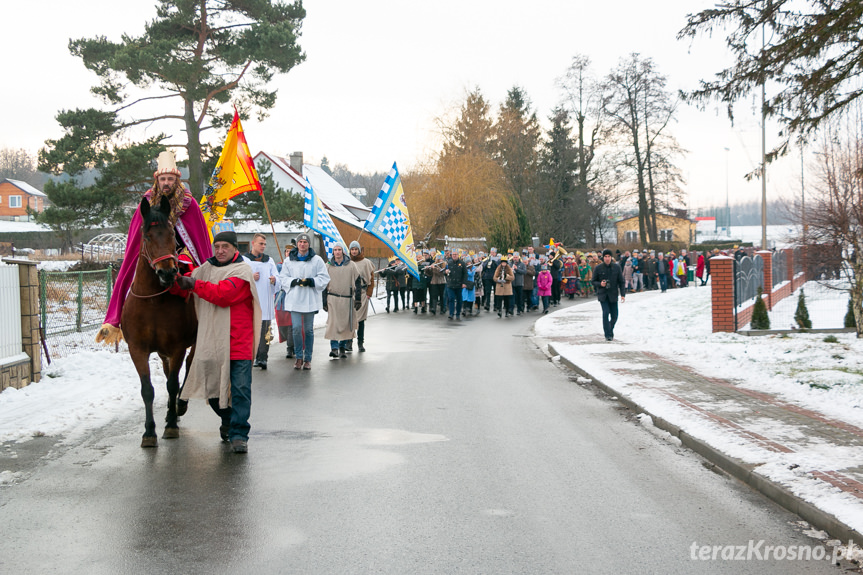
[140,196,179,288]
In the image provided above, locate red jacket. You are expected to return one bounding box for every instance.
[171,254,255,360]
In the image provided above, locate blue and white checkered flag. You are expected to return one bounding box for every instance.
[364,162,419,279]
[304,178,346,258]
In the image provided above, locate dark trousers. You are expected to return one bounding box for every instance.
[494,294,512,314]
[255,319,271,363]
[386,289,399,311]
[446,286,463,317]
[482,279,494,309]
[400,287,409,308]
[357,320,365,344]
[658,274,668,292]
[429,284,445,312]
[413,287,427,307]
[600,299,619,339]
[551,279,561,304]
[207,359,252,442]
[513,286,524,312]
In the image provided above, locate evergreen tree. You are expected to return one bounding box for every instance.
[846,297,857,329]
[37,138,165,250]
[537,107,584,245]
[320,156,333,176]
[794,289,812,329]
[680,0,863,161]
[750,286,770,330]
[42,0,306,198]
[227,161,304,224]
[493,86,540,246]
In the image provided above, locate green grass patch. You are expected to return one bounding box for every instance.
[823,335,840,343]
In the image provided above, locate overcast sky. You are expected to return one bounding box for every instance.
[3,0,806,212]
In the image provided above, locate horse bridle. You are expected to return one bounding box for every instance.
[129,224,180,299]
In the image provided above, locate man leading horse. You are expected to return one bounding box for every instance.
[96,151,213,344]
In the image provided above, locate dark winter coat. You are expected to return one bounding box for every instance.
[592,262,627,302]
[446,258,467,289]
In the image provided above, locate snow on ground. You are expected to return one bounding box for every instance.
[539,281,863,430]
[537,282,863,537]
[0,290,399,444]
[0,350,164,444]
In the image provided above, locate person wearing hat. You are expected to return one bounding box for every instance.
[424,253,447,315]
[536,263,553,314]
[380,256,404,313]
[444,249,467,319]
[323,242,363,358]
[96,151,213,345]
[278,232,330,370]
[656,251,669,293]
[349,240,375,352]
[480,247,499,311]
[492,255,515,317]
[510,252,527,315]
[592,249,626,341]
[243,233,281,370]
[174,230,262,454]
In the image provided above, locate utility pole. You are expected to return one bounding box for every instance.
[760,1,769,250]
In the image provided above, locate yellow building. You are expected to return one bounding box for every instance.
[615,214,696,246]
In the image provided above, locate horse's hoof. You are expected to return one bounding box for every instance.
[141,436,158,448]
[177,399,189,417]
[163,427,179,439]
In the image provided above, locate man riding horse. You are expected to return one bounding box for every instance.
[96,151,213,344]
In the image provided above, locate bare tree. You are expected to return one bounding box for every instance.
[605,54,682,243]
[0,148,40,186]
[798,104,863,336]
[559,55,608,244]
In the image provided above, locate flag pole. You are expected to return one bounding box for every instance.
[260,191,283,263]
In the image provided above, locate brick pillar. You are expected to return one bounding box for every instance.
[9,259,41,383]
[711,256,736,332]
[757,250,773,310]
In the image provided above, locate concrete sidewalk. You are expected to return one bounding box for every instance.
[534,304,863,548]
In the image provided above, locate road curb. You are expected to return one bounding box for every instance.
[547,341,863,548]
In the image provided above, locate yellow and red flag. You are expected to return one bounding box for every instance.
[199,109,262,239]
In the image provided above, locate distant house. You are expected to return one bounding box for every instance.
[253,151,394,259]
[614,213,697,246]
[0,179,48,222]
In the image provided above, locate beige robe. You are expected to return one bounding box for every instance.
[181,259,262,409]
[325,260,360,341]
[352,256,376,321]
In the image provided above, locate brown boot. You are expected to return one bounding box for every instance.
[302,361,312,370]
[294,359,303,370]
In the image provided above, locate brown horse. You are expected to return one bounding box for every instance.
[122,196,197,447]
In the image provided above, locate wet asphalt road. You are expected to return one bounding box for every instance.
[0,301,848,574]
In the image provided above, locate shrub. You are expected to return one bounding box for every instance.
[794,289,812,329]
[845,298,857,328]
[751,286,770,330]
[823,335,839,343]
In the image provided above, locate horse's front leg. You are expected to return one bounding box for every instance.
[129,347,157,448]
[162,350,186,439]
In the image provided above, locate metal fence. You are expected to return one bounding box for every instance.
[39,267,114,360]
[772,250,787,288]
[734,254,764,310]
